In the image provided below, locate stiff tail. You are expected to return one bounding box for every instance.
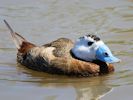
[4,20,27,49]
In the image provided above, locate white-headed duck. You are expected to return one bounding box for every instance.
[4,20,120,77]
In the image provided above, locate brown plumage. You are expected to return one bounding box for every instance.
[4,20,114,77]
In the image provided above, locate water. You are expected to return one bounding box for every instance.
[0,0,133,100]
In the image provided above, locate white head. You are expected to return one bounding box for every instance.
[71,34,120,63]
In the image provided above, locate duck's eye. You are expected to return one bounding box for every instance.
[104,52,109,57]
[88,42,93,46]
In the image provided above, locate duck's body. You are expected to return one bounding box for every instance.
[17,38,102,76]
[4,20,119,77]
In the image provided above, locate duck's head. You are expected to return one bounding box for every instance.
[72,34,120,63]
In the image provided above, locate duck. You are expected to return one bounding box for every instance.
[4,20,120,77]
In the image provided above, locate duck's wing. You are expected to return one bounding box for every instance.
[43,38,74,58]
[17,46,57,71]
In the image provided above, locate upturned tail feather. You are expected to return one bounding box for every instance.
[4,20,27,49]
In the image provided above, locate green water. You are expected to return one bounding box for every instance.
[0,0,133,100]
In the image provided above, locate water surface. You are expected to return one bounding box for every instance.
[0,0,133,100]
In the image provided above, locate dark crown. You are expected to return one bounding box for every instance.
[86,34,100,41]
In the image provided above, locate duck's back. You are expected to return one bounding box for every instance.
[44,38,74,58]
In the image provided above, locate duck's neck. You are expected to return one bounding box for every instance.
[71,46,96,62]
[70,49,86,62]
[92,60,114,74]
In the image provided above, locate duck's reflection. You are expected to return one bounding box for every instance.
[17,64,112,100]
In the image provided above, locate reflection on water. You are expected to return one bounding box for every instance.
[0,63,112,100]
[0,0,133,100]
